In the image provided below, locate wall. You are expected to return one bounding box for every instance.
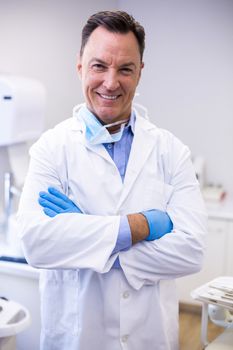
[119,0,233,195]
[0,0,118,206]
[0,0,233,206]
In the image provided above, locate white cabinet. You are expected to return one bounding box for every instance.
[176,215,233,304]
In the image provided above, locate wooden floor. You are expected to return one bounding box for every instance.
[179,305,224,350]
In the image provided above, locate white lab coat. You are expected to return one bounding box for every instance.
[18,109,207,350]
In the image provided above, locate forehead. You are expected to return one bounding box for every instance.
[82,26,141,64]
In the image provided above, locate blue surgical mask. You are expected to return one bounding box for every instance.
[75,105,128,145]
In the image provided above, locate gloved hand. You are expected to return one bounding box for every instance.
[141,209,173,241]
[38,187,82,217]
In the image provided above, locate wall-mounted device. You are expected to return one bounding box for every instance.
[0,75,45,146]
[0,75,46,259]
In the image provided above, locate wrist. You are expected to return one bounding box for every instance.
[127,213,149,245]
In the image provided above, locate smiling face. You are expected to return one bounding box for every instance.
[77,26,144,125]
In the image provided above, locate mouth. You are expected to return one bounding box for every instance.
[96,92,121,101]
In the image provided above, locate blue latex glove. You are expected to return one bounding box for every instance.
[38,187,82,217]
[141,209,173,241]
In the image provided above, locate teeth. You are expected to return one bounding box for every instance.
[100,94,118,100]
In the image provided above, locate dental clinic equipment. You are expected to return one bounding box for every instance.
[0,75,46,258]
[0,297,31,350]
[192,277,233,348]
[3,172,21,233]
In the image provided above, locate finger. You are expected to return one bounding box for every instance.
[48,187,72,204]
[43,208,58,218]
[38,197,63,213]
[39,191,69,210]
[47,188,81,212]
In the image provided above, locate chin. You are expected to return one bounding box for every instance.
[96,109,120,123]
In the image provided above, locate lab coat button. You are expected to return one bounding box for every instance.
[123,291,130,299]
[121,335,129,343]
[107,144,113,149]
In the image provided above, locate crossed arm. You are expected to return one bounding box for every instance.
[38,187,173,247]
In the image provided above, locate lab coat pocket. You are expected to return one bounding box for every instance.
[40,269,80,336]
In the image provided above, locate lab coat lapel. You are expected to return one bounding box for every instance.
[117,116,157,210]
[84,142,116,165]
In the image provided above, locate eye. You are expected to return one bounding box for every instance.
[92,63,106,72]
[120,67,134,75]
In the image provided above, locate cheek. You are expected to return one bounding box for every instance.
[123,75,139,92]
[85,74,102,93]
[124,82,138,97]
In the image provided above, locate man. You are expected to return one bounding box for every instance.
[18,10,207,350]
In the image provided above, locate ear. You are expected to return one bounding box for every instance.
[76,55,82,80]
[137,62,144,84]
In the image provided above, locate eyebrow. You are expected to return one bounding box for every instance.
[120,62,136,69]
[89,58,106,65]
[89,58,136,69]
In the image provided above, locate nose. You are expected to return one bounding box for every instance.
[102,70,120,91]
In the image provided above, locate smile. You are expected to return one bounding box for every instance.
[98,93,119,100]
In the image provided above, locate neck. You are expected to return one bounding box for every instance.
[106,118,129,134]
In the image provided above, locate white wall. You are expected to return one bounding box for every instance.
[0,0,119,128]
[119,0,233,194]
[0,0,233,205]
[0,0,118,205]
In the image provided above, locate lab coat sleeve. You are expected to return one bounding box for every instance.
[119,136,207,290]
[17,131,120,272]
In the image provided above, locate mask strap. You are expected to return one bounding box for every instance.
[105,118,129,128]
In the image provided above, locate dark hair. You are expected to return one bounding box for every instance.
[80,10,145,61]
